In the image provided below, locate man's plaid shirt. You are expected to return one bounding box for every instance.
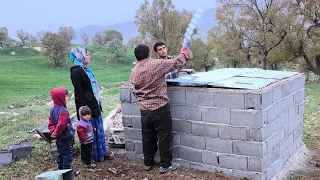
[130,53,189,111]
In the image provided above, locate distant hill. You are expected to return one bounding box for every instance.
[73,8,217,44]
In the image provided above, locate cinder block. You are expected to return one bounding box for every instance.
[121,103,141,116]
[281,81,293,98]
[277,95,294,115]
[215,167,233,176]
[265,164,276,180]
[292,76,305,92]
[126,151,143,159]
[289,142,297,157]
[120,88,131,102]
[267,133,278,153]
[279,141,287,155]
[213,93,245,109]
[219,154,248,171]
[289,106,298,121]
[124,128,142,141]
[0,150,12,165]
[285,115,303,139]
[232,170,263,180]
[181,134,205,150]
[272,85,282,103]
[171,105,201,121]
[131,89,138,103]
[178,146,202,163]
[266,103,279,123]
[7,140,32,159]
[295,136,303,149]
[202,151,218,166]
[173,158,191,168]
[248,157,263,172]
[186,91,213,106]
[285,134,294,148]
[246,90,272,110]
[231,109,265,128]
[192,122,219,138]
[172,119,191,134]
[266,129,284,153]
[173,133,180,145]
[280,112,289,127]
[233,141,266,157]
[283,148,290,163]
[298,103,305,115]
[262,117,282,141]
[293,124,303,140]
[274,156,284,172]
[125,140,135,152]
[201,107,230,124]
[134,141,143,154]
[122,115,132,127]
[219,125,247,141]
[206,138,232,153]
[168,90,186,104]
[172,145,179,158]
[277,129,285,146]
[294,89,305,105]
[249,128,262,142]
[263,146,280,169]
[131,116,141,129]
[190,162,216,172]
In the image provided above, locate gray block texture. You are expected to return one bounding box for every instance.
[121,74,305,180]
[0,149,12,165]
[7,140,32,159]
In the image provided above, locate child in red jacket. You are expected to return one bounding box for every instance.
[48,87,75,170]
[77,106,96,168]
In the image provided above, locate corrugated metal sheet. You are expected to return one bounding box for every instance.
[166,68,298,89]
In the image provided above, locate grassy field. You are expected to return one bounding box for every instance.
[0,45,134,106]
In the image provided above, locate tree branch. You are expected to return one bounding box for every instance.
[307,23,320,38]
[267,31,287,52]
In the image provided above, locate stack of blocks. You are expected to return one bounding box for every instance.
[120,73,305,180]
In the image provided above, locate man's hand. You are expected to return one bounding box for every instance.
[51,134,57,139]
[181,48,193,59]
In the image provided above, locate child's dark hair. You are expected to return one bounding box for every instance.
[79,106,91,117]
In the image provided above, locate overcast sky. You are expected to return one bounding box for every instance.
[0,0,218,37]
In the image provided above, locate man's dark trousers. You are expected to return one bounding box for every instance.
[140,103,172,168]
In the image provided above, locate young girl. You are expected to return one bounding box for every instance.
[77,106,96,168]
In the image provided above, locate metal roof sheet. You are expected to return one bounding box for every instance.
[166,68,299,89]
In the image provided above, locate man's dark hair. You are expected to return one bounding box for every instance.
[134,44,150,61]
[153,42,165,52]
[79,106,91,116]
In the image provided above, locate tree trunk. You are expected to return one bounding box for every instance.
[245,47,253,68]
[260,37,268,69]
[302,51,320,75]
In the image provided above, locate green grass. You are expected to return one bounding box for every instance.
[0,46,134,106]
[303,83,320,148]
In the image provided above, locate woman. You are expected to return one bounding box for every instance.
[70,46,108,162]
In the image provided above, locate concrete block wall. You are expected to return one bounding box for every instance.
[120,74,305,180]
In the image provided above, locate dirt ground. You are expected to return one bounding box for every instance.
[72,149,237,180]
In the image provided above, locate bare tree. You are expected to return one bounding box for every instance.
[17,29,30,46]
[81,33,91,44]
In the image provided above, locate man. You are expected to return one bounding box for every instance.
[153,42,179,79]
[130,43,192,173]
